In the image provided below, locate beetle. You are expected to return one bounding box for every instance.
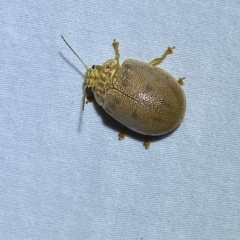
[61,36,186,148]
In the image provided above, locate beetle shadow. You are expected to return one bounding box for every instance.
[91,99,180,145]
[90,99,124,133]
[60,52,84,77]
[124,123,180,145]
[145,125,181,144]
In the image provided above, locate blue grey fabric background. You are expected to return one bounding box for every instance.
[1,0,239,239]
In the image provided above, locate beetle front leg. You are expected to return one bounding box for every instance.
[148,46,175,66]
[112,39,120,61]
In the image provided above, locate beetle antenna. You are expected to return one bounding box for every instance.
[82,95,85,110]
[61,35,88,70]
[82,84,88,110]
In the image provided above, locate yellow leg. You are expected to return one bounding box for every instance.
[112,39,121,78]
[143,136,150,149]
[118,126,127,140]
[177,77,185,86]
[112,39,120,61]
[148,46,175,66]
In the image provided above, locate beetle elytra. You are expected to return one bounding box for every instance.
[61,36,186,149]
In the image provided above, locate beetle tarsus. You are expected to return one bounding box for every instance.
[118,126,127,140]
[177,77,185,86]
[143,136,150,149]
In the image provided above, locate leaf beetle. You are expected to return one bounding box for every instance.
[61,36,186,148]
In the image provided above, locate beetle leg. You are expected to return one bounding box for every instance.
[118,126,127,140]
[86,96,94,103]
[143,136,150,149]
[177,77,185,86]
[82,95,95,110]
[112,40,120,72]
[112,39,120,60]
[148,46,175,66]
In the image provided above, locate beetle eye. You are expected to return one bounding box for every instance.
[92,65,96,69]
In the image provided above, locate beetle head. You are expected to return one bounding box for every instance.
[61,36,120,108]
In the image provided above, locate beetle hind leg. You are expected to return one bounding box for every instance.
[118,126,127,140]
[143,136,150,149]
[118,128,151,149]
[148,46,175,66]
